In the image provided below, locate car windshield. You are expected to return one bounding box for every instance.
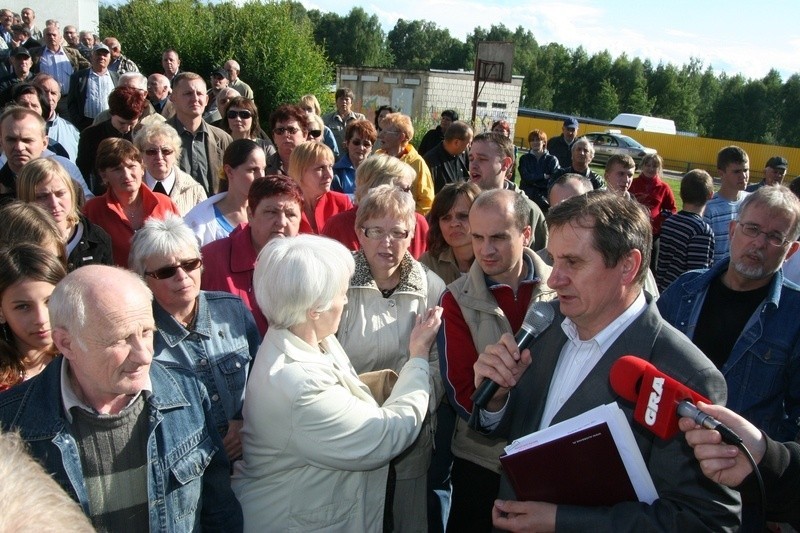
[616,135,645,149]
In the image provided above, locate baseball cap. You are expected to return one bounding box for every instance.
[92,43,110,53]
[766,156,788,170]
[11,47,31,58]
[211,68,227,79]
[563,117,579,129]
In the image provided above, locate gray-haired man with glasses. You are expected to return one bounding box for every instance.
[659,185,800,443]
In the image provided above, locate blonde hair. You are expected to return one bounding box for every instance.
[299,94,321,115]
[380,112,413,140]
[355,183,416,232]
[288,141,334,185]
[0,431,94,532]
[354,154,416,204]
[16,158,80,228]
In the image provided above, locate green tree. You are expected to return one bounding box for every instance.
[100,0,331,126]
[309,7,392,68]
[780,74,800,146]
[388,19,465,70]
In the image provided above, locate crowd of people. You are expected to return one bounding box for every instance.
[1,8,800,533]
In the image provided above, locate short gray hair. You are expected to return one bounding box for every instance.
[571,137,594,157]
[355,183,416,232]
[134,121,182,154]
[738,185,800,241]
[118,72,147,91]
[129,214,200,276]
[254,234,355,329]
[49,266,152,338]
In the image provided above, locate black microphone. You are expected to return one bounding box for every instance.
[676,401,743,445]
[471,301,555,409]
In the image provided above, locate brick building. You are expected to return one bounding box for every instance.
[336,66,523,136]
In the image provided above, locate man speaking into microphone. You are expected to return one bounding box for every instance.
[470,191,741,532]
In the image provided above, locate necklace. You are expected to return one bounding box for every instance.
[380,285,398,298]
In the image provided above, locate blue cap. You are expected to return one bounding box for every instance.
[563,117,579,129]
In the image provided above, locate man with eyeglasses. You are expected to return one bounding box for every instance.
[166,72,232,196]
[659,185,800,444]
[223,59,253,100]
[436,188,555,531]
[147,73,174,119]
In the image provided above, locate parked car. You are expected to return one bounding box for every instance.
[584,130,657,166]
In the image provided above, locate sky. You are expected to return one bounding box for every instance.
[299,0,800,81]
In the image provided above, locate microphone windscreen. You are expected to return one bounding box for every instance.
[609,355,649,403]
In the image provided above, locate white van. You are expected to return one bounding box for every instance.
[609,113,676,135]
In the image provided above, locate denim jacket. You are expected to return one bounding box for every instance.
[153,290,260,436]
[0,358,243,532]
[658,259,800,441]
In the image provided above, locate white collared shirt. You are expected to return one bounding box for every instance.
[145,167,176,195]
[538,291,647,429]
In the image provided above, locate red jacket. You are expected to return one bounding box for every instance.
[629,174,677,237]
[83,185,179,266]
[300,190,352,234]
[200,224,267,336]
[321,206,429,259]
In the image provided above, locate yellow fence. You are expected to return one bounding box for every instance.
[513,115,800,181]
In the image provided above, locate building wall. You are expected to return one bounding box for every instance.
[337,66,523,135]
[9,0,98,33]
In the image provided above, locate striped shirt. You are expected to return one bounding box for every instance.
[39,47,74,93]
[703,191,749,262]
[83,70,115,119]
[656,211,715,292]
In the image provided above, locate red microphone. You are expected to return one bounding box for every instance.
[609,356,710,440]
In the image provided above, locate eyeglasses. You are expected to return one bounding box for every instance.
[361,227,410,240]
[227,110,252,120]
[144,147,175,157]
[737,223,791,247]
[144,258,203,280]
[350,139,372,148]
[308,130,322,138]
[273,126,301,136]
[381,130,402,136]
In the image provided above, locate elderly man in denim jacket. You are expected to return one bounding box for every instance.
[658,186,800,442]
[0,266,242,532]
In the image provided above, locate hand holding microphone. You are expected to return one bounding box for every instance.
[472,302,555,410]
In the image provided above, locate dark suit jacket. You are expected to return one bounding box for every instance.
[66,68,119,130]
[471,298,742,532]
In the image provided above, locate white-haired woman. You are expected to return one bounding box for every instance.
[134,122,207,215]
[232,234,442,532]
[337,184,446,532]
[129,214,260,460]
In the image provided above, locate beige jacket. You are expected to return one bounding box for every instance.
[232,328,430,532]
[338,252,446,479]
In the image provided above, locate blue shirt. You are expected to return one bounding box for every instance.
[658,259,800,441]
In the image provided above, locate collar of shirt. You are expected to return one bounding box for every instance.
[483,251,538,288]
[539,291,647,429]
[145,167,176,193]
[60,357,152,423]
